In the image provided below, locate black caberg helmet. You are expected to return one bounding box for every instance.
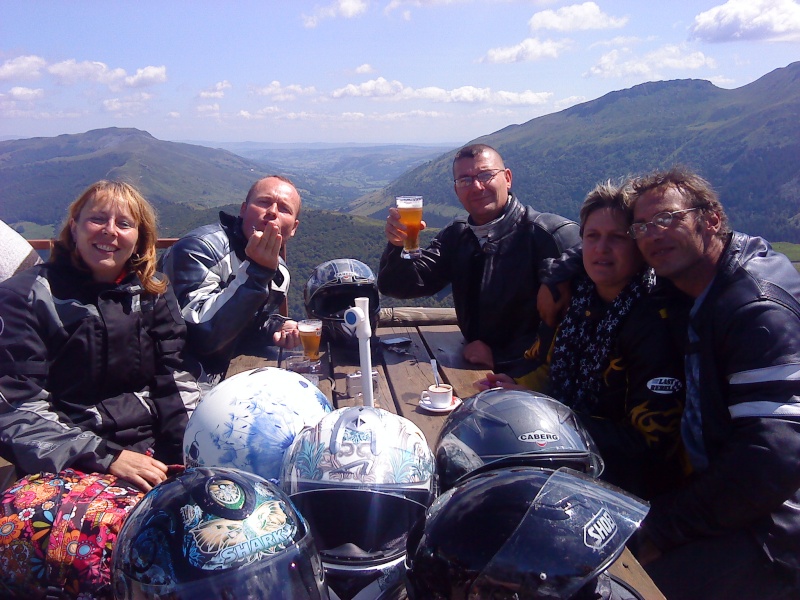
[111,467,329,600]
[405,466,649,599]
[435,388,604,492]
[304,258,380,349]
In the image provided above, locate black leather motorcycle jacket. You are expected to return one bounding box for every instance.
[643,232,800,572]
[378,194,580,371]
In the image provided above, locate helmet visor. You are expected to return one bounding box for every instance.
[468,468,648,599]
[116,535,329,600]
[290,487,429,568]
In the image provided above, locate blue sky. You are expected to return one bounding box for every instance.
[1,0,798,145]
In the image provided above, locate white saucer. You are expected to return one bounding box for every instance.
[419,396,462,414]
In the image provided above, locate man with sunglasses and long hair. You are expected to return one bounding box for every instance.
[378,143,579,373]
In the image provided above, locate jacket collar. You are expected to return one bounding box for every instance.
[219,211,249,262]
[469,194,523,252]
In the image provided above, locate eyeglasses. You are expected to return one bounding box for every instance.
[454,169,505,189]
[628,207,702,239]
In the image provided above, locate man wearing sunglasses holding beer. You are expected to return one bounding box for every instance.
[378,143,580,373]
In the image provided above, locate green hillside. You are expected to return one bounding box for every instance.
[156,204,449,319]
[351,62,800,243]
[0,128,275,226]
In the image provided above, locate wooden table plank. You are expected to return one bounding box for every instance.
[417,324,490,401]
[327,342,394,414]
[608,548,666,600]
[377,326,451,449]
[226,346,334,404]
[226,346,281,377]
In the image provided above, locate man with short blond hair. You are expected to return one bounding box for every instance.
[160,175,301,381]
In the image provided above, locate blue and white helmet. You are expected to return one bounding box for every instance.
[183,367,332,482]
[281,406,435,599]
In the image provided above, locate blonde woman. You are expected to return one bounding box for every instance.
[0,181,199,598]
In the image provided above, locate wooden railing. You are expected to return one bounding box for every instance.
[28,238,179,250]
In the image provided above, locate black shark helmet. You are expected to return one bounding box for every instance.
[112,467,329,599]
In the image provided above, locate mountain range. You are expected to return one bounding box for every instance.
[352,61,800,243]
[1,61,799,249]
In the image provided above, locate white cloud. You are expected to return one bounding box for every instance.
[332,77,405,98]
[196,103,221,115]
[555,95,587,110]
[102,93,154,116]
[48,59,126,85]
[590,36,645,49]
[529,2,628,31]
[376,109,447,120]
[493,90,552,105]
[200,80,232,99]
[0,105,83,120]
[708,75,736,86]
[237,106,281,120]
[302,0,369,27]
[0,55,47,80]
[284,111,326,121]
[355,63,374,74]
[279,108,449,123]
[691,0,800,42]
[124,66,167,87]
[253,81,317,101]
[340,111,367,120]
[331,77,550,105]
[482,38,571,63]
[8,87,44,101]
[46,59,166,90]
[586,45,717,79]
[167,111,180,118]
[384,0,465,14]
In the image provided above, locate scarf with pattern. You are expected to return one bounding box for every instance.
[549,268,655,413]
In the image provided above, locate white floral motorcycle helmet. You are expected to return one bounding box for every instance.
[183,367,332,482]
[281,405,435,600]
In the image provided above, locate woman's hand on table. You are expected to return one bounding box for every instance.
[474,372,526,392]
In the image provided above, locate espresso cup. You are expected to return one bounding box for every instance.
[421,383,453,409]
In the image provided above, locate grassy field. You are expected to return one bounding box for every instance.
[773,242,800,273]
[773,242,800,262]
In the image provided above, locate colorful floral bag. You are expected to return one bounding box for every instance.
[0,469,144,599]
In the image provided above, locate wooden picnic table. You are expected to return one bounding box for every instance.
[226,321,665,600]
[227,323,492,450]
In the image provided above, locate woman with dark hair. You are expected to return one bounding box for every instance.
[0,180,199,598]
[479,181,688,499]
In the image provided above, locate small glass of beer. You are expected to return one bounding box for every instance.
[298,319,323,371]
[396,196,423,259]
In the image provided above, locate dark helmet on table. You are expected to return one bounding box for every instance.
[435,388,604,492]
[111,466,329,599]
[405,466,649,600]
[281,406,435,600]
[304,258,380,349]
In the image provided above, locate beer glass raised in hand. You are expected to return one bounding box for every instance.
[396,196,423,259]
